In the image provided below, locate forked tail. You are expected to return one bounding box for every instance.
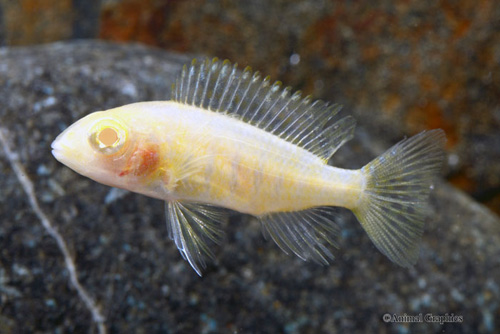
[353,129,446,267]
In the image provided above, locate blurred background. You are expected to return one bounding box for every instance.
[1,0,498,214]
[1,1,500,333]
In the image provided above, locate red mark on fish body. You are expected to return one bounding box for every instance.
[119,144,160,177]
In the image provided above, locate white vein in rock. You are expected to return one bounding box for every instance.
[0,128,106,334]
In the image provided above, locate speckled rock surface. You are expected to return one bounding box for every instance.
[0,41,499,333]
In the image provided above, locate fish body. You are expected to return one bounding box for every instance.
[67,101,363,214]
[52,58,445,275]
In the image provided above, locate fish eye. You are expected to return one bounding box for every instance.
[98,127,119,146]
[89,118,129,156]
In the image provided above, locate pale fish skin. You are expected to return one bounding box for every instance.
[52,58,446,275]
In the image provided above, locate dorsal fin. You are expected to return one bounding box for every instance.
[172,58,356,160]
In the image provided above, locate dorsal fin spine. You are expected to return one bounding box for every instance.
[247,77,268,123]
[247,76,271,123]
[193,60,205,106]
[240,72,260,120]
[183,64,190,104]
[294,101,330,145]
[178,65,184,102]
[216,63,237,112]
[264,86,291,132]
[199,59,214,108]
[233,68,253,117]
[191,63,199,104]
[240,72,263,120]
[302,120,328,148]
[182,64,189,103]
[287,100,319,142]
[182,63,191,103]
[254,82,282,128]
[208,60,226,109]
[177,67,184,102]
[172,58,356,160]
[225,66,245,114]
[281,95,311,139]
[270,91,301,135]
[188,61,199,105]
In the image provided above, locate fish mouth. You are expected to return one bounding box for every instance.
[51,136,68,162]
[51,139,62,160]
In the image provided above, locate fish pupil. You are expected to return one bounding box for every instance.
[98,127,118,147]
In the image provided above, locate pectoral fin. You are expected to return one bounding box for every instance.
[165,201,225,276]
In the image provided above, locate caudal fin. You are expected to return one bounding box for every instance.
[353,129,446,267]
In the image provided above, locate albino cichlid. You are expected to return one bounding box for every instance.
[52,58,445,276]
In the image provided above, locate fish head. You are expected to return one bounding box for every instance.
[52,110,136,188]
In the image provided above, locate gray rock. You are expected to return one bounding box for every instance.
[0,41,498,333]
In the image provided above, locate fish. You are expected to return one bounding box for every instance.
[51,58,446,276]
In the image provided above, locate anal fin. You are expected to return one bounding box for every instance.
[166,201,225,276]
[260,207,340,265]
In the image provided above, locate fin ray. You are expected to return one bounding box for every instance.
[260,207,340,265]
[166,201,225,276]
[173,58,356,160]
[353,129,446,267]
